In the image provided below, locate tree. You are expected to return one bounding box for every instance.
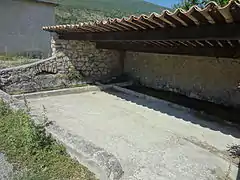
[173,0,231,10]
[173,0,203,10]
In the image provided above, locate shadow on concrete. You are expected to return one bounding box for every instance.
[126,85,240,125]
[104,88,240,139]
[105,87,240,179]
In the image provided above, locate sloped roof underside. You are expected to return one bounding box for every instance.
[43,1,240,58]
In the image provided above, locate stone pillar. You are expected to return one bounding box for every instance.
[51,35,123,81]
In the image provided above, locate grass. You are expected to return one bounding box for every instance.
[0,100,97,180]
[0,55,37,69]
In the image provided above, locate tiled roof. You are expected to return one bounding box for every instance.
[43,0,240,33]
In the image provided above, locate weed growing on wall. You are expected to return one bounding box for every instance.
[67,66,82,81]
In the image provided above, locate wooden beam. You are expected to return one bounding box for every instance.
[96,42,240,58]
[58,24,240,41]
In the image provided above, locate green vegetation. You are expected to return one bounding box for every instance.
[67,66,83,81]
[0,55,37,69]
[0,99,97,180]
[57,0,166,14]
[56,0,168,24]
[173,0,232,10]
[56,0,238,24]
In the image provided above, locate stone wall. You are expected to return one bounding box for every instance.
[124,52,240,108]
[0,37,123,94]
[0,55,75,94]
[51,37,123,81]
[2,33,239,108]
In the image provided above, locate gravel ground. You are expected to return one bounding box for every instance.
[0,153,13,180]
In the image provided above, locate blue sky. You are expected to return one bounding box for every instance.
[145,0,180,8]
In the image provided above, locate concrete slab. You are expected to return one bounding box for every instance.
[26,89,240,180]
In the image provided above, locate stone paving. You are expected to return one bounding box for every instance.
[26,89,240,180]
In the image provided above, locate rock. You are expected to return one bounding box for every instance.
[0,153,14,180]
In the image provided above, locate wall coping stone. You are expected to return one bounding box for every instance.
[0,56,56,73]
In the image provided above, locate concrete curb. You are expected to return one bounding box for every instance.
[95,81,133,87]
[13,85,112,100]
[45,122,124,180]
[112,85,187,110]
[0,90,25,109]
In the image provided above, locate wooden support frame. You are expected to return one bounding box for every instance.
[96,41,240,58]
[58,24,240,41]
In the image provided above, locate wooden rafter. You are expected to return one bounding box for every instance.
[96,41,240,58]
[58,24,240,41]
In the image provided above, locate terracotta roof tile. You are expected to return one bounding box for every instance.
[43,1,240,33]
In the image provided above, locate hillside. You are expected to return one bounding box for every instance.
[56,0,167,24]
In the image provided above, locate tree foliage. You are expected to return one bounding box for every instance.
[55,0,167,24]
[173,0,231,10]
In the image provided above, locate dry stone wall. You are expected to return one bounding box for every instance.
[51,37,123,81]
[2,33,239,108]
[0,55,76,94]
[124,52,240,108]
[0,36,123,94]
